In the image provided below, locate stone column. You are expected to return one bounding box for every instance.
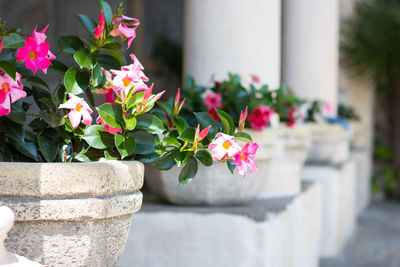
[282,0,339,115]
[183,0,281,88]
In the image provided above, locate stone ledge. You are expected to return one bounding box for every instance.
[0,191,143,221]
[117,182,322,267]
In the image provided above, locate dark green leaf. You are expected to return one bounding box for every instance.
[114,133,136,159]
[49,60,68,73]
[104,48,126,66]
[7,104,26,124]
[40,111,65,127]
[26,76,51,95]
[77,14,97,37]
[73,48,92,69]
[100,0,113,24]
[178,128,195,142]
[0,61,16,80]
[156,101,173,117]
[216,109,235,135]
[194,112,218,139]
[97,103,124,128]
[173,117,186,135]
[133,130,156,154]
[64,67,89,94]
[152,151,176,170]
[29,118,47,131]
[83,125,114,149]
[135,113,165,134]
[174,150,188,166]
[2,33,24,49]
[92,62,104,87]
[98,54,121,70]
[9,139,37,160]
[179,156,198,185]
[7,121,24,142]
[195,150,213,166]
[58,36,84,55]
[37,135,57,162]
[135,152,160,163]
[234,132,253,143]
[227,159,236,174]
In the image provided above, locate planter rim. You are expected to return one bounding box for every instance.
[0,160,144,198]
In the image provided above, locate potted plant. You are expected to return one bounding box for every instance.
[0,1,258,265]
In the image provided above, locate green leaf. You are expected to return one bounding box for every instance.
[2,33,24,49]
[178,128,195,142]
[98,54,121,70]
[227,159,236,174]
[73,48,92,69]
[37,135,57,162]
[184,76,195,89]
[7,121,24,142]
[135,113,165,134]
[179,156,198,185]
[234,132,253,143]
[92,62,104,87]
[195,150,213,166]
[0,61,16,80]
[64,67,89,94]
[29,118,47,131]
[133,130,156,154]
[135,152,160,163]
[174,150,188,166]
[40,111,65,127]
[173,117,186,135]
[9,139,37,160]
[124,116,136,130]
[216,109,235,135]
[104,48,126,66]
[114,133,136,159]
[97,103,124,128]
[100,0,113,24]
[49,60,68,73]
[152,151,176,170]
[162,136,181,147]
[156,101,173,117]
[7,104,26,124]
[58,36,84,55]
[26,76,51,95]
[104,150,119,160]
[83,125,114,149]
[39,98,56,111]
[77,14,97,37]
[194,112,218,139]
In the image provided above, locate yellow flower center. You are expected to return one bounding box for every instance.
[123,78,131,87]
[75,104,83,112]
[241,153,246,161]
[1,83,9,93]
[28,51,37,60]
[223,141,231,150]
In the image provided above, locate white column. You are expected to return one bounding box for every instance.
[184,0,281,88]
[282,0,339,115]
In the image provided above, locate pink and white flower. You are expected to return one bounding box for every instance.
[136,84,164,113]
[59,94,93,129]
[16,25,55,75]
[94,11,105,39]
[232,142,259,178]
[111,15,140,49]
[173,88,186,116]
[111,54,149,101]
[0,71,26,116]
[238,106,248,133]
[204,92,222,110]
[209,133,241,161]
[96,116,122,135]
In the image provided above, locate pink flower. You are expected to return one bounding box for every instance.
[173,88,186,116]
[94,11,106,39]
[209,133,241,161]
[59,94,93,129]
[251,74,260,84]
[137,84,164,113]
[208,108,219,121]
[0,38,3,54]
[248,105,274,131]
[204,92,222,110]
[323,102,334,117]
[96,116,122,135]
[232,142,258,178]
[111,15,140,48]
[111,54,149,101]
[0,71,26,116]
[238,106,248,133]
[286,107,296,127]
[16,25,55,75]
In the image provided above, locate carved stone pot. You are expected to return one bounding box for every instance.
[0,161,144,267]
[146,129,277,206]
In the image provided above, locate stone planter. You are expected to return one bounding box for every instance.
[260,125,312,198]
[146,129,277,206]
[0,161,144,267]
[305,123,351,165]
